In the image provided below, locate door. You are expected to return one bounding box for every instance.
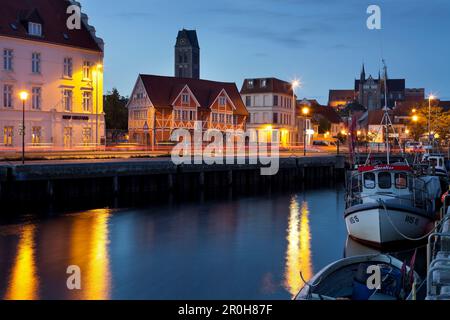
[64,127,72,148]
[3,127,13,146]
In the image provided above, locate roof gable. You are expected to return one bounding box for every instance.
[138,75,248,116]
[0,0,103,52]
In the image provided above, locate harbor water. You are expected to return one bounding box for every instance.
[0,186,424,300]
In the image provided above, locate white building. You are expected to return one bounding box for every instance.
[0,0,104,150]
[240,78,297,146]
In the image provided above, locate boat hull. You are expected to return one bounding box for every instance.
[345,204,433,247]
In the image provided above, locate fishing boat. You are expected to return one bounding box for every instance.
[295,254,420,300]
[344,60,441,247]
[344,163,439,247]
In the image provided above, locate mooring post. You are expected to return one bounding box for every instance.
[113,176,119,195]
[227,170,233,186]
[47,180,54,198]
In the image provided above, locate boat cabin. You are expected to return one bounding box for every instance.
[359,165,412,195]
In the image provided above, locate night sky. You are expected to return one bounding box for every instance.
[81,0,450,104]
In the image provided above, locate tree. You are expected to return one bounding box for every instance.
[104,88,129,130]
[409,101,450,143]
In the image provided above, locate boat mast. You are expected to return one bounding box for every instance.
[383,59,390,164]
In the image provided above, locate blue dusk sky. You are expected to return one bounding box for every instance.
[81,0,450,104]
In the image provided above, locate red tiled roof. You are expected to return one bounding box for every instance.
[139,75,249,116]
[0,0,103,52]
[328,89,355,102]
[240,78,294,95]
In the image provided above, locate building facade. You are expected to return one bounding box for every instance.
[240,78,298,147]
[127,75,248,146]
[174,29,200,79]
[0,0,104,150]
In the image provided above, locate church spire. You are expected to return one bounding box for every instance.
[360,63,366,82]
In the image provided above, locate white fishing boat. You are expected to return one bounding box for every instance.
[344,164,439,247]
[295,254,420,300]
[344,60,440,247]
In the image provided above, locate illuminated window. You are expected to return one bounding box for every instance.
[63,89,73,111]
[3,126,13,146]
[83,61,92,80]
[82,91,92,112]
[32,127,41,145]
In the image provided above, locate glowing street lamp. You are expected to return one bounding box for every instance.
[301,106,310,156]
[19,91,29,164]
[412,115,419,123]
[428,94,435,144]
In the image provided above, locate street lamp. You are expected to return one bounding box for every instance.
[412,115,419,123]
[428,94,435,146]
[19,91,29,164]
[95,64,103,149]
[302,106,310,156]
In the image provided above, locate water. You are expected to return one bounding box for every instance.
[0,187,351,300]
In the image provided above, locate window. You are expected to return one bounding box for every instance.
[245,96,251,107]
[219,114,225,123]
[82,91,92,112]
[83,61,92,80]
[364,172,376,189]
[28,22,42,36]
[212,113,218,123]
[32,53,41,73]
[3,127,13,146]
[182,93,190,104]
[64,57,73,78]
[226,114,233,124]
[3,49,13,71]
[3,85,13,108]
[378,172,392,189]
[189,110,197,121]
[273,113,278,124]
[273,95,279,106]
[82,128,92,146]
[64,127,72,148]
[261,79,267,87]
[248,80,254,88]
[63,89,72,111]
[32,127,41,145]
[395,173,408,189]
[32,87,41,110]
[219,96,226,106]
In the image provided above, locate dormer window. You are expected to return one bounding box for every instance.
[261,79,267,88]
[28,22,42,36]
[248,80,254,88]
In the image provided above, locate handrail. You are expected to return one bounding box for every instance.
[427,233,450,275]
[427,264,450,299]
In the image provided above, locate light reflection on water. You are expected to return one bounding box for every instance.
[285,197,312,298]
[0,188,347,300]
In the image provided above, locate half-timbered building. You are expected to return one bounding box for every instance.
[127,75,249,146]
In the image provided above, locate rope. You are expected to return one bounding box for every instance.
[379,199,450,242]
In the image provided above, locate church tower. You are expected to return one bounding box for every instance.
[175,29,200,79]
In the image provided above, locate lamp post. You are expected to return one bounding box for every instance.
[302,107,310,157]
[19,91,29,165]
[428,94,434,146]
[95,64,103,149]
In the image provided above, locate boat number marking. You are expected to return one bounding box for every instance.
[405,216,419,225]
[349,215,359,224]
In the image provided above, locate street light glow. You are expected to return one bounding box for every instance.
[292,79,300,89]
[302,107,310,115]
[412,115,419,122]
[19,91,29,101]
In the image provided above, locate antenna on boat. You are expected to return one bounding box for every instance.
[382,60,390,164]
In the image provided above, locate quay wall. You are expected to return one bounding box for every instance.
[0,156,347,205]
